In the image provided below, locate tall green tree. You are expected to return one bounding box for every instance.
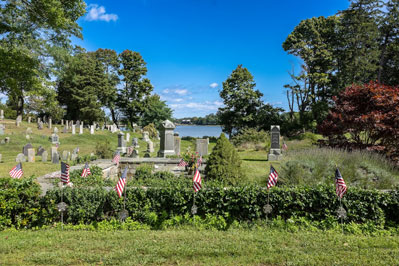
[217,65,263,137]
[0,0,86,116]
[140,94,173,128]
[118,50,153,128]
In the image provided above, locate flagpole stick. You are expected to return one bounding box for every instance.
[61,184,64,230]
[340,197,343,234]
[123,179,127,211]
[266,189,270,225]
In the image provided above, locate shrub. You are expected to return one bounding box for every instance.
[134,164,154,179]
[231,128,270,148]
[205,133,243,184]
[95,140,113,159]
[143,123,157,139]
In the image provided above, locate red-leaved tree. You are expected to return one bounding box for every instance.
[318,81,399,162]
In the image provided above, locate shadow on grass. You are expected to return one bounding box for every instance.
[242,158,268,162]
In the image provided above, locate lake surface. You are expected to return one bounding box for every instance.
[175,125,224,138]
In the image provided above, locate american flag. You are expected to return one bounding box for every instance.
[178,158,188,167]
[112,151,121,165]
[81,162,91,177]
[9,163,23,179]
[282,142,288,151]
[193,169,202,192]
[115,166,128,198]
[61,162,70,184]
[267,165,278,189]
[335,167,347,199]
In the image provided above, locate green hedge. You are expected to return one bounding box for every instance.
[1,177,399,229]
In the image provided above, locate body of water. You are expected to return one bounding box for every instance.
[175,125,224,138]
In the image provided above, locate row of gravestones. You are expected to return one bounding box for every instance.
[16,144,80,164]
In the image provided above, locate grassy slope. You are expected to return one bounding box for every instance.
[1,229,398,265]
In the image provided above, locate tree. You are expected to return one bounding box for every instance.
[318,81,399,162]
[57,51,106,123]
[140,94,173,128]
[0,0,86,116]
[205,133,243,184]
[218,65,263,137]
[118,50,153,128]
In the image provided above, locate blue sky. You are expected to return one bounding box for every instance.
[75,0,350,118]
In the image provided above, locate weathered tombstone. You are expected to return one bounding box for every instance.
[0,124,5,135]
[61,119,64,126]
[117,132,126,153]
[132,138,139,148]
[196,139,208,156]
[16,115,22,127]
[268,125,282,161]
[90,125,94,135]
[66,120,69,130]
[131,149,139,158]
[72,125,76,135]
[16,153,26,163]
[142,131,150,141]
[51,133,59,144]
[0,154,2,162]
[79,124,83,134]
[126,132,130,142]
[41,151,48,162]
[62,150,69,161]
[71,153,78,161]
[76,120,80,126]
[0,109,3,120]
[52,152,59,164]
[25,134,30,140]
[156,130,160,140]
[62,126,67,133]
[53,127,58,134]
[126,146,134,157]
[51,146,58,158]
[27,148,35,162]
[48,118,52,129]
[37,121,43,130]
[23,143,33,156]
[73,147,80,155]
[147,140,154,153]
[158,120,176,157]
[4,137,10,144]
[174,133,181,156]
[111,124,118,133]
[37,146,45,156]
[26,127,32,134]
[28,116,31,124]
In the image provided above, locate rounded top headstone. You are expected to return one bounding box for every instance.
[161,120,175,129]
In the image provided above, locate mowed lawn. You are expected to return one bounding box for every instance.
[1,229,398,265]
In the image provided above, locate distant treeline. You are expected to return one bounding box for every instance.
[174,113,219,125]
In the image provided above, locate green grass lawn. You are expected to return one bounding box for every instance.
[1,229,398,265]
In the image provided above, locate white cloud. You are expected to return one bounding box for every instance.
[170,101,223,111]
[174,89,188,95]
[162,89,170,94]
[85,4,118,22]
[209,82,218,88]
[173,98,184,102]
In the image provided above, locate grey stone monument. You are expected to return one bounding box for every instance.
[23,143,33,156]
[28,116,31,124]
[52,152,59,164]
[62,150,69,161]
[196,139,208,156]
[41,151,48,162]
[16,153,26,163]
[48,118,52,129]
[51,146,58,158]
[147,140,154,153]
[131,149,139,158]
[268,125,282,161]
[61,119,64,126]
[51,133,59,144]
[27,148,35,162]
[0,154,2,162]
[62,126,67,133]
[16,115,22,127]
[72,125,76,135]
[66,120,69,130]
[142,131,150,141]
[0,109,3,120]
[79,124,83,134]
[174,133,181,156]
[117,132,126,153]
[132,138,139,148]
[158,120,175,157]
[90,125,94,135]
[53,127,58,134]
[0,124,5,135]
[37,146,45,156]
[126,132,130,142]
[37,121,43,130]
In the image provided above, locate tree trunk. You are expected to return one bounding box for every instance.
[17,95,24,117]
[110,108,118,128]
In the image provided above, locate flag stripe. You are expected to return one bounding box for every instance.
[267,166,278,189]
[193,169,202,192]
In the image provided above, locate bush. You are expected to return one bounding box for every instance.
[143,123,157,139]
[205,133,243,184]
[95,140,113,159]
[231,128,270,149]
[134,164,154,179]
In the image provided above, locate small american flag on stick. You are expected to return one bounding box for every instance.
[81,162,91,177]
[267,165,278,189]
[115,166,128,198]
[335,167,347,199]
[193,169,202,192]
[112,151,121,165]
[61,162,70,184]
[9,163,23,179]
[178,158,188,167]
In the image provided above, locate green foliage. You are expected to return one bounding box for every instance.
[205,133,243,184]
[142,123,157,139]
[140,94,173,128]
[68,166,114,187]
[95,140,114,159]
[134,164,154,179]
[231,128,270,149]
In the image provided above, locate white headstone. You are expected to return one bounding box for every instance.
[72,125,76,135]
[27,148,35,162]
[79,124,83,134]
[90,125,94,135]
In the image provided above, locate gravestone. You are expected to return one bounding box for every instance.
[48,118,52,129]
[0,109,3,120]
[196,139,208,156]
[42,151,48,162]
[37,146,45,156]
[147,140,154,153]
[51,133,59,144]
[268,125,282,161]
[0,154,2,162]
[53,127,58,134]
[16,153,26,163]
[51,146,58,158]
[90,125,94,135]
[117,132,126,153]
[26,135,30,140]
[37,121,43,130]
[66,120,69,130]
[62,150,69,161]
[26,127,32,134]
[142,131,150,141]
[132,138,139,148]
[76,120,80,126]
[0,124,5,135]
[79,124,83,134]
[131,149,139,158]
[174,133,181,156]
[126,146,134,157]
[4,137,10,144]
[62,126,67,133]
[23,143,33,156]
[72,125,76,135]
[158,120,176,157]
[111,124,118,133]
[73,147,80,155]
[16,115,22,127]
[28,116,31,124]
[61,119,64,126]
[27,148,35,162]
[51,152,59,164]
[126,133,130,142]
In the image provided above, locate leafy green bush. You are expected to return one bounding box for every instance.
[134,164,154,179]
[231,128,270,147]
[205,133,243,184]
[95,140,113,159]
[143,123,157,139]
